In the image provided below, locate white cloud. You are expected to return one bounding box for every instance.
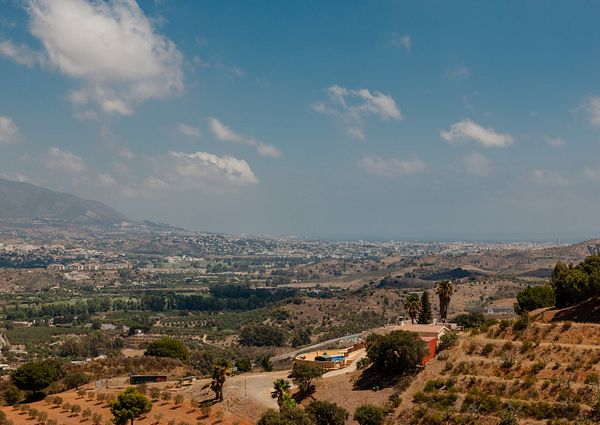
[460,152,492,176]
[446,64,470,80]
[545,136,566,147]
[165,151,258,190]
[0,116,19,144]
[42,147,86,173]
[441,119,514,148]
[390,33,411,51]
[0,40,43,67]
[97,173,117,188]
[143,176,169,190]
[208,118,282,158]
[358,155,426,178]
[177,123,201,138]
[313,85,402,140]
[581,96,600,127]
[2,0,183,116]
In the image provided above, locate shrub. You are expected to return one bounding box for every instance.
[353,404,385,425]
[481,343,494,357]
[366,330,427,374]
[513,313,530,332]
[437,331,458,352]
[305,400,348,425]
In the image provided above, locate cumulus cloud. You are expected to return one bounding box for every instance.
[358,155,426,178]
[460,152,492,176]
[209,118,281,158]
[545,136,566,147]
[580,96,600,127]
[313,85,402,140]
[163,151,258,191]
[441,119,514,148]
[390,33,411,51]
[42,147,86,173]
[177,123,201,138]
[1,0,183,116]
[0,116,20,144]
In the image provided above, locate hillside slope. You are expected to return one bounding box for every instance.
[0,178,130,226]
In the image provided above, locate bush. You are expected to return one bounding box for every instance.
[2,385,21,405]
[452,312,487,329]
[437,331,458,352]
[235,358,252,373]
[305,400,348,425]
[480,343,494,357]
[64,372,90,390]
[513,313,530,332]
[257,406,312,425]
[353,404,386,425]
[145,338,189,362]
[366,330,427,374]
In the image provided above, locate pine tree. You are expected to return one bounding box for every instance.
[418,291,433,324]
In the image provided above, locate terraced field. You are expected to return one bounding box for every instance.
[397,320,600,424]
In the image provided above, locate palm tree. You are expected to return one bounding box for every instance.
[271,379,291,406]
[403,294,421,324]
[210,359,231,402]
[436,280,454,323]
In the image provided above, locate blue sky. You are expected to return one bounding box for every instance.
[1,0,600,241]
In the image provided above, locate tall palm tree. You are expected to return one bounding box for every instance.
[436,280,454,323]
[403,294,421,324]
[210,359,231,402]
[271,379,291,406]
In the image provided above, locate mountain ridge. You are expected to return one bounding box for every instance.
[0,177,131,226]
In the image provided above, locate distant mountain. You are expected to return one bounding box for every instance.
[0,177,131,226]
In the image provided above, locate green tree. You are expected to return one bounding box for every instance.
[11,359,64,394]
[418,291,432,324]
[210,359,231,402]
[257,406,312,425]
[144,338,189,362]
[64,372,89,390]
[366,331,427,374]
[353,404,385,425]
[289,364,323,395]
[403,294,421,324]
[305,400,348,425]
[109,387,152,425]
[436,280,454,323]
[271,379,291,406]
[514,284,555,314]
